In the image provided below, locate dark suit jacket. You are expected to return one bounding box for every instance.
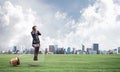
[31,30,41,44]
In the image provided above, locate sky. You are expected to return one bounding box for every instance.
[0,0,120,51]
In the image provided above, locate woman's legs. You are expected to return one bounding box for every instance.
[34,47,39,60]
[34,44,40,61]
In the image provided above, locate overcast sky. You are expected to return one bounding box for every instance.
[0,0,120,51]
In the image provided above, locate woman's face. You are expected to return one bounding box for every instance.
[34,26,38,31]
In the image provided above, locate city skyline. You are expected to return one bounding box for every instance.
[0,43,119,54]
[0,0,120,50]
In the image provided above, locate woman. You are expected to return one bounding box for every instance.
[31,26,41,61]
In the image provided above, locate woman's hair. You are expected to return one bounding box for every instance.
[32,25,37,31]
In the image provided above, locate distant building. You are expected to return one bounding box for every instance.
[76,50,82,54]
[112,49,117,54]
[86,48,92,54]
[108,50,113,54]
[82,51,86,54]
[45,48,48,54]
[101,50,108,54]
[13,46,17,52]
[93,43,99,54]
[63,49,66,54]
[90,50,97,54]
[66,47,71,54]
[57,48,65,54]
[29,48,34,54]
[72,48,76,54]
[49,45,58,54]
[82,44,85,52]
[118,47,120,54]
[12,46,17,54]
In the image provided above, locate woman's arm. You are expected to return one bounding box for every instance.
[31,31,35,38]
[37,31,41,36]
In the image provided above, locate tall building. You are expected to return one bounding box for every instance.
[12,46,17,53]
[49,45,58,54]
[93,43,99,54]
[45,48,48,54]
[57,47,65,54]
[72,48,76,54]
[118,47,120,54]
[86,48,92,54]
[82,44,85,52]
[29,48,34,54]
[112,49,117,54]
[101,50,108,54]
[66,47,71,54]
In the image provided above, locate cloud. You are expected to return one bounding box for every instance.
[0,0,120,51]
[44,0,120,50]
[0,1,37,50]
[65,0,120,50]
[0,1,75,50]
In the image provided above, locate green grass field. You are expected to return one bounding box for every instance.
[0,54,120,72]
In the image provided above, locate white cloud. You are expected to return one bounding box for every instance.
[72,0,120,50]
[0,0,120,51]
[0,1,37,50]
[46,0,120,50]
[55,11,67,20]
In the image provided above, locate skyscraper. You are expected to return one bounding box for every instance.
[57,47,65,54]
[82,44,85,51]
[12,46,17,53]
[86,48,92,54]
[93,43,99,54]
[49,45,58,54]
[67,47,71,54]
[72,48,76,54]
[118,47,120,54]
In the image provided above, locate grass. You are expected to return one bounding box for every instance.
[0,54,120,72]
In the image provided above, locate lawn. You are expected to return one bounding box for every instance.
[0,54,120,72]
